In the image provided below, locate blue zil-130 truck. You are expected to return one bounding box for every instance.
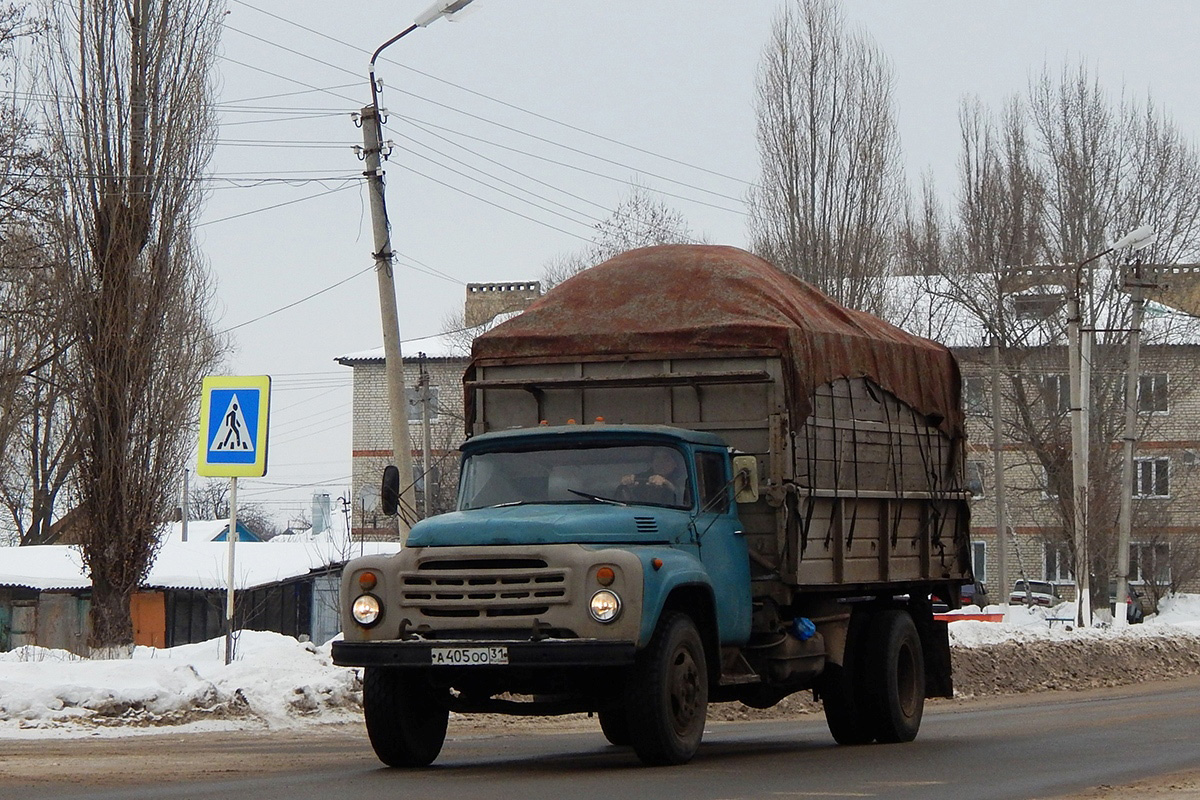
[332,245,973,767]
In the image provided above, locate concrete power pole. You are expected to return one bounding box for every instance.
[359,103,416,540]
[992,341,1008,611]
[418,355,434,519]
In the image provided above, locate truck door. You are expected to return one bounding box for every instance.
[693,448,752,644]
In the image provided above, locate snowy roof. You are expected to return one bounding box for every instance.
[0,540,400,592]
[886,270,1200,349]
[158,520,258,545]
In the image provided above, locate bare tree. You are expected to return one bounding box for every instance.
[187,478,278,540]
[41,0,227,654]
[748,0,904,314]
[541,184,699,290]
[902,63,1200,607]
[439,184,699,354]
[0,4,77,547]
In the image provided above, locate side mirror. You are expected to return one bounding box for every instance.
[732,455,760,504]
[381,465,400,516]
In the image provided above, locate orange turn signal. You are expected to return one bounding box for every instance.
[596,567,615,586]
[651,558,663,570]
[358,571,378,590]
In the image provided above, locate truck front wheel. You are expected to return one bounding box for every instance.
[864,610,924,743]
[598,699,631,746]
[626,612,708,765]
[362,667,449,767]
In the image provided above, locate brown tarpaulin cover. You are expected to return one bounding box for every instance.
[470,245,963,437]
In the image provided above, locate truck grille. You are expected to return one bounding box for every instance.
[399,558,571,618]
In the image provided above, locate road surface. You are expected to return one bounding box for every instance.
[3,676,1199,800]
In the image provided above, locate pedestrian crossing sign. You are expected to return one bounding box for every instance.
[197,375,271,477]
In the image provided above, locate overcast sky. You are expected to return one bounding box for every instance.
[202,0,1200,524]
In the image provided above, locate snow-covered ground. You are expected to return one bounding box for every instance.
[3,595,1199,739]
[0,631,361,738]
[946,593,1200,646]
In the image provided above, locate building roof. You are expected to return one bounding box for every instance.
[0,540,400,592]
[159,520,261,545]
[886,269,1200,350]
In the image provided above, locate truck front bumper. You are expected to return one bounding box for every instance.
[332,638,637,669]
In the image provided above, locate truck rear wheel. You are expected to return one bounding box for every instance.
[864,610,924,743]
[818,610,874,745]
[626,612,708,765]
[362,667,449,767]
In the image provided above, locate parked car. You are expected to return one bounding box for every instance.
[931,580,991,612]
[1108,581,1148,624]
[1010,580,1064,607]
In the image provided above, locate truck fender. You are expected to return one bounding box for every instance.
[635,548,716,648]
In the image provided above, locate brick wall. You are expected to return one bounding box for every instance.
[348,357,468,538]
[960,343,1200,598]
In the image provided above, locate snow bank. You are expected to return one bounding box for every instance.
[0,630,361,738]
[948,595,1200,647]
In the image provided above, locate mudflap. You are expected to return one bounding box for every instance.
[917,616,953,699]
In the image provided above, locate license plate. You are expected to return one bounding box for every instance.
[430,646,509,666]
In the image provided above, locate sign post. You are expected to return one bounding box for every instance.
[197,375,271,665]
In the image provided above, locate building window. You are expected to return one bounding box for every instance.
[972,541,987,584]
[1134,457,1169,498]
[406,386,440,424]
[966,461,985,499]
[1039,465,1060,500]
[1138,373,1169,414]
[1044,540,1073,583]
[1130,541,1171,584]
[963,376,988,415]
[1040,374,1070,415]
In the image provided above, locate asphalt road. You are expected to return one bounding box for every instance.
[5,676,1200,800]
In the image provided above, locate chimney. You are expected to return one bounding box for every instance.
[464,282,542,328]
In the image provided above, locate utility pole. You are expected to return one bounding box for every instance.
[418,353,434,519]
[1116,254,1157,626]
[991,340,1008,611]
[181,468,189,543]
[359,103,416,540]
[1067,277,1092,626]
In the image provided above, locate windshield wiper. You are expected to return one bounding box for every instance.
[483,500,532,508]
[567,489,627,506]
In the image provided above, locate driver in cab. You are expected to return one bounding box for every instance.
[618,449,687,506]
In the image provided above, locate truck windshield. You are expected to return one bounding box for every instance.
[459,443,692,511]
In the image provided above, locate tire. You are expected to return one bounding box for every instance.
[818,610,874,745]
[864,610,925,743]
[598,701,632,746]
[362,667,450,767]
[626,612,709,765]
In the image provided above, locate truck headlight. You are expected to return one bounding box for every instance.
[589,590,621,623]
[352,593,382,627]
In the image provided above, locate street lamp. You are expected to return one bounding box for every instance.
[359,0,477,540]
[1067,225,1156,627]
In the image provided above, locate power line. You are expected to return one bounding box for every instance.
[389,138,599,231]
[391,116,748,217]
[198,181,361,227]
[222,24,748,209]
[227,0,755,190]
[216,263,375,334]
[394,160,594,242]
